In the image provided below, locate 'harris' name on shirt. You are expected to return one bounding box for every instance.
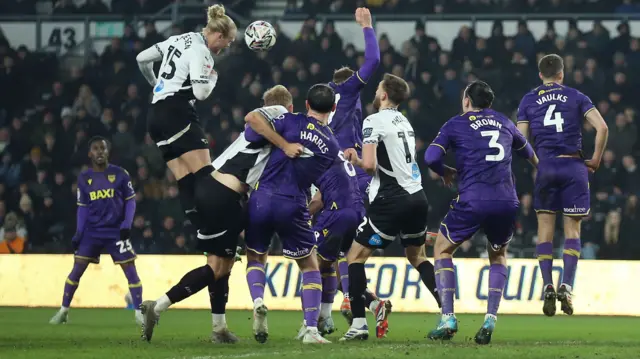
[301,125,329,154]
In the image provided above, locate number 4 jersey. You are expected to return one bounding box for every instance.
[430,109,527,202]
[517,83,594,160]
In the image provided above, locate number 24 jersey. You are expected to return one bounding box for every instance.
[431,109,527,202]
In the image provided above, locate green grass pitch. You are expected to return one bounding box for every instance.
[1,307,639,358]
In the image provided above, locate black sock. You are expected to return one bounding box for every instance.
[178,173,200,228]
[166,265,215,304]
[417,260,441,308]
[209,274,230,314]
[363,289,376,309]
[348,263,366,319]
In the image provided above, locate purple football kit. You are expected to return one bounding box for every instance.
[517,83,594,216]
[428,109,532,249]
[313,153,365,262]
[328,27,380,201]
[244,113,341,260]
[75,164,137,263]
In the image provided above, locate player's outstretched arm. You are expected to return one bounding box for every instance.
[308,189,324,216]
[352,7,380,85]
[136,45,163,86]
[244,111,303,158]
[584,109,609,173]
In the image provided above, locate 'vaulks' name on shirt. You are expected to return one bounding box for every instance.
[536,93,568,105]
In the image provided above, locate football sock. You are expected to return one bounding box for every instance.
[364,289,376,311]
[434,258,456,315]
[177,173,201,229]
[246,261,266,302]
[62,261,89,308]
[209,274,230,331]
[536,242,554,286]
[301,271,322,328]
[348,263,366,320]
[562,238,581,289]
[337,257,349,298]
[417,260,441,308]
[122,264,143,309]
[487,264,507,316]
[320,266,338,306]
[165,265,215,305]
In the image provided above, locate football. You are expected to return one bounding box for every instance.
[244,20,277,51]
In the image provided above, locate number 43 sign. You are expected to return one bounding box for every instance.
[42,22,84,55]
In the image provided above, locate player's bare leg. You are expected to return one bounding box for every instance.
[428,231,460,341]
[318,257,338,336]
[50,258,90,324]
[296,252,330,344]
[536,212,557,316]
[558,216,582,315]
[119,262,143,326]
[406,244,441,309]
[475,243,508,345]
[340,242,374,341]
[246,250,269,343]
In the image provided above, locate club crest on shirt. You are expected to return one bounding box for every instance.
[87,178,92,185]
[108,174,116,183]
[363,127,373,138]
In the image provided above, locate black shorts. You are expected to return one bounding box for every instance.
[147,97,208,162]
[195,178,246,258]
[355,190,429,249]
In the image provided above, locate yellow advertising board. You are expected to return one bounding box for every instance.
[0,255,637,316]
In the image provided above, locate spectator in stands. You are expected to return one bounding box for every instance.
[73,85,102,119]
[0,212,26,254]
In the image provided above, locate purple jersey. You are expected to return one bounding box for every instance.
[315,152,364,212]
[328,27,380,153]
[246,112,340,198]
[77,164,135,236]
[517,83,595,160]
[430,109,528,202]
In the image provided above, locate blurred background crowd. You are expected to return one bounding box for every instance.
[0,0,639,259]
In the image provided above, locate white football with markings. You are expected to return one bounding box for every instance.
[244,20,277,51]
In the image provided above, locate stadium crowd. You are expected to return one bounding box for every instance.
[0,2,639,259]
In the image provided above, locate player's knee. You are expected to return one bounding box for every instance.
[181,149,213,174]
[563,216,582,239]
[406,253,427,269]
[346,241,371,264]
[166,157,191,180]
[246,250,267,264]
[296,253,319,272]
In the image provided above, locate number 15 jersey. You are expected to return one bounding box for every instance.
[151,32,215,104]
[431,109,527,202]
[516,83,594,160]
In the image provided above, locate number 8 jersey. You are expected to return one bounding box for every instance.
[149,32,216,104]
[430,108,527,202]
[516,83,594,160]
[362,108,422,203]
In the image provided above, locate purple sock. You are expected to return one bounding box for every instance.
[62,262,89,308]
[321,266,338,304]
[246,261,266,302]
[122,265,143,309]
[487,264,507,316]
[562,238,581,288]
[338,257,349,297]
[301,271,322,327]
[536,242,554,286]
[434,259,455,315]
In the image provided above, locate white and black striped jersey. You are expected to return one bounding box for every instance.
[212,105,288,188]
[362,108,423,203]
[145,32,216,104]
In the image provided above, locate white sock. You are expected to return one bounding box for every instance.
[253,297,264,308]
[369,300,380,313]
[212,313,227,331]
[306,326,318,332]
[154,294,172,314]
[485,314,497,321]
[135,309,142,316]
[352,317,367,328]
[60,306,69,313]
[320,302,332,319]
[343,292,349,300]
[560,283,572,292]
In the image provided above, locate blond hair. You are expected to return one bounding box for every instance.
[263,85,293,107]
[204,5,237,38]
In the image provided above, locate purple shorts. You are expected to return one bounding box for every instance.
[245,191,316,259]
[75,233,136,264]
[534,157,590,216]
[314,208,361,262]
[440,199,518,250]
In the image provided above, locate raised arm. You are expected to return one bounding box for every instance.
[136,44,163,86]
[342,8,380,91]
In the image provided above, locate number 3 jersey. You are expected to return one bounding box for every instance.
[151,32,215,104]
[362,108,422,203]
[516,83,594,160]
[431,109,527,202]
